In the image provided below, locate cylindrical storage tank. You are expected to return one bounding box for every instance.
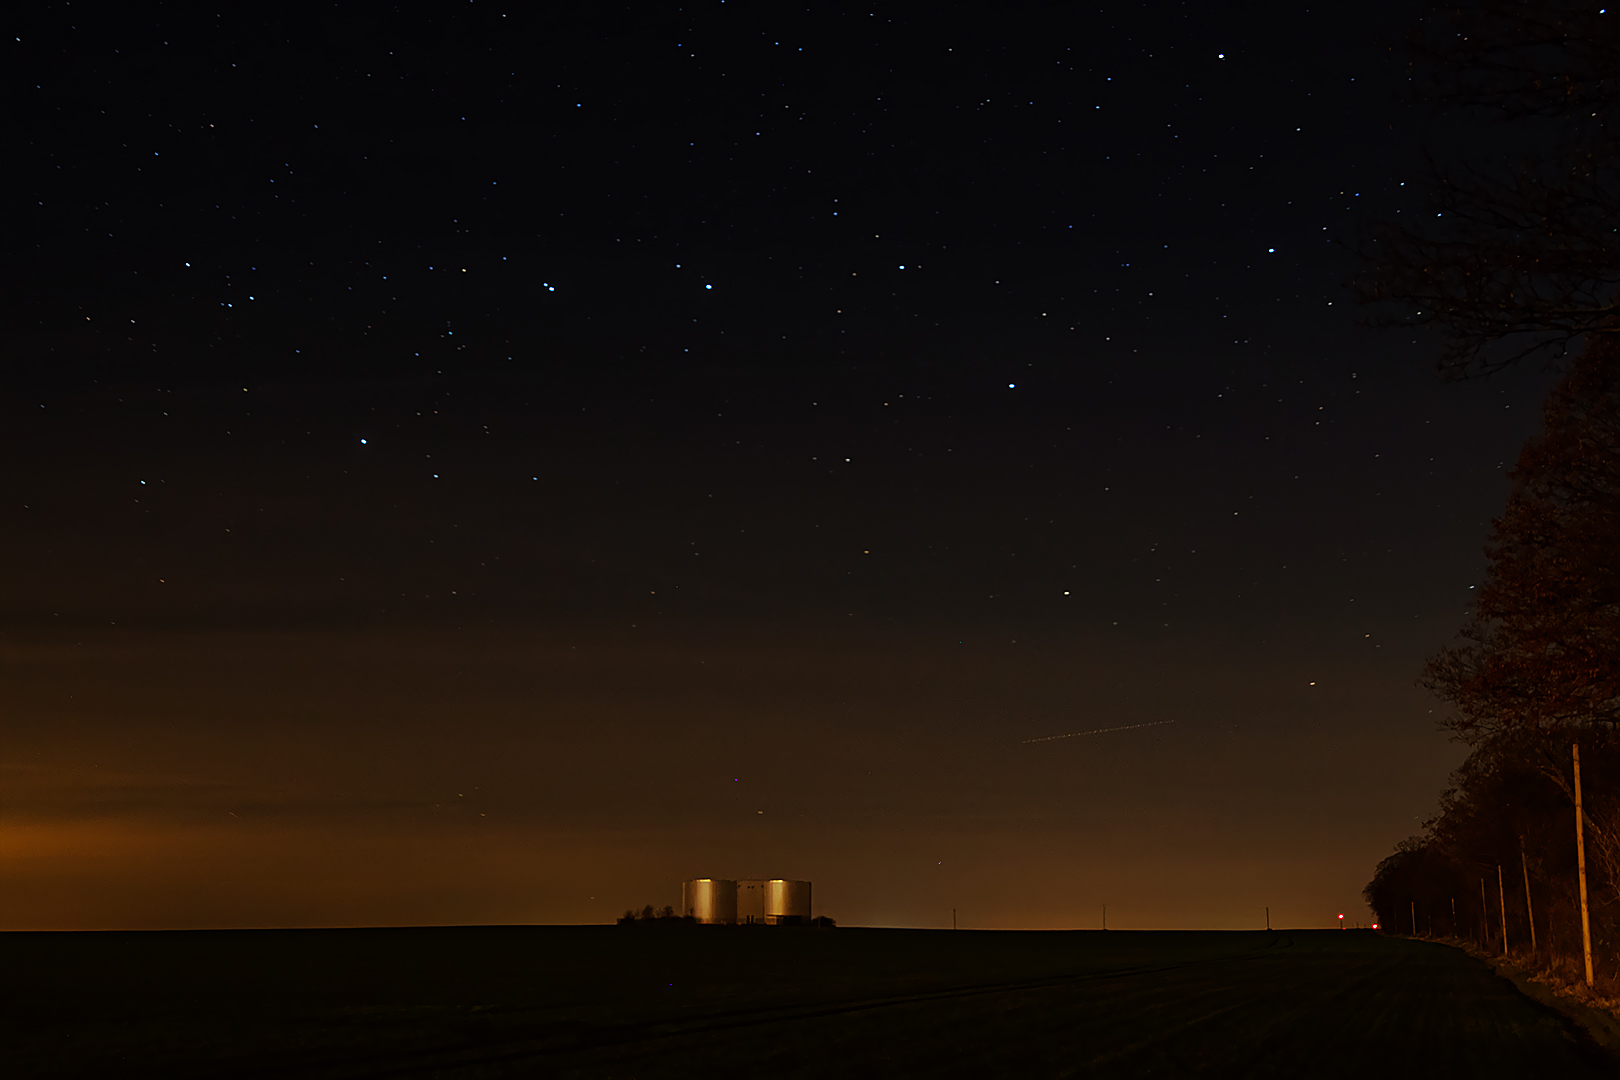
[764,879,812,925]
[682,878,737,924]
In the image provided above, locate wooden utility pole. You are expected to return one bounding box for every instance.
[1480,878,1489,949]
[1265,906,1270,931]
[1496,865,1508,956]
[1102,904,1106,930]
[1411,900,1417,937]
[1575,741,1595,986]
[1519,838,1536,955]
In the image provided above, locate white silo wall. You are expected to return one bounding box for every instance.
[681,878,737,924]
[736,879,767,924]
[764,879,811,924]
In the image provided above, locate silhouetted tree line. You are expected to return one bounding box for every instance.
[1360,2,1620,990]
[1366,338,1620,983]
[614,904,837,928]
[618,905,693,925]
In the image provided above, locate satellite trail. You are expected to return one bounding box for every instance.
[1022,720,1176,744]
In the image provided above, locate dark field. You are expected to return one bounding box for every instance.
[4,926,1612,1078]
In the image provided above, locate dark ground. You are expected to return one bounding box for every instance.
[3,927,1611,1078]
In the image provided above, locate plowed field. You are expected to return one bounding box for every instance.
[4,927,1611,1077]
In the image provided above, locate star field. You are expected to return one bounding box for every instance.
[2,2,1567,931]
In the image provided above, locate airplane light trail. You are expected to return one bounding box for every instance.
[1022,720,1176,744]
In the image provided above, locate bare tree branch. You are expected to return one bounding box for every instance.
[1354,2,1620,377]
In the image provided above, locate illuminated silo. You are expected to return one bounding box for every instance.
[681,878,737,924]
[764,879,812,924]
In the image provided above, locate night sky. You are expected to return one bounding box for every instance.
[4,3,1563,930]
